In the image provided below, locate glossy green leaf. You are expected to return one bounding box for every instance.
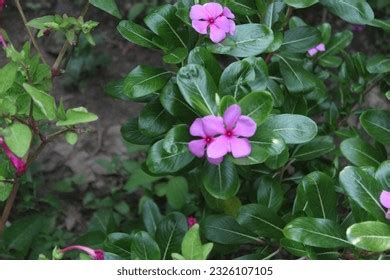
[202,160,239,200]
[347,221,390,252]
[339,166,386,222]
[360,110,390,145]
[226,0,257,15]
[320,0,374,24]
[281,26,321,53]
[238,91,273,125]
[256,176,284,212]
[180,224,213,260]
[56,107,98,126]
[366,55,390,74]
[375,161,390,189]
[208,24,274,58]
[237,204,286,238]
[0,63,18,95]
[23,83,56,121]
[317,31,353,59]
[3,123,32,158]
[202,215,259,245]
[177,64,218,116]
[284,0,318,8]
[124,65,172,100]
[259,114,318,144]
[340,137,384,167]
[121,117,156,145]
[293,136,335,161]
[89,0,121,18]
[141,198,162,237]
[117,20,159,49]
[284,217,350,248]
[188,47,222,84]
[131,231,161,260]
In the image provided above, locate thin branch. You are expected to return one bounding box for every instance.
[14,0,48,65]
[0,178,20,235]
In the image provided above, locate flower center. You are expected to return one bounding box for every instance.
[208,18,215,24]
[225,131,233,137]
[205,137,213,143]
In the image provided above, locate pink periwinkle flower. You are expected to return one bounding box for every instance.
[187,216,198,228]
[0,0,5,12]
[380,191,390,220]
[190,2,236,43]
[61,245,105,260]
[188,104,257,165]
[308,43,326,57]
[0,137,27,175]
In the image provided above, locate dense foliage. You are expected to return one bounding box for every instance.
[1,0,390,260]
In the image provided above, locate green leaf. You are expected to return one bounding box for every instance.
[366,55,390,74]
[263,2,286,28]
[318,31,353,60]
[160,80,199,122]
[163,48,188,64]
[156,212,188,260]
[138,98,175,137]
[202,160,240,200]
[121,117,156,145]
[131,231,161,260]
[219,58,269,99]
[256,176,284,212]
[347,221,390,252]
[320,0,374,24]
[237,204,286,239]
[0,63,18,95]
[177,64,218,116]
[181,224,213,260]
[144,4,187,49]
[360,110,390,145]
[208,24,274,58]
[124,65,172,100]
[226,0,257,15]
[340,137,384,167]
[277,55,317,94]
[23,83,57,121]
[26,15,55,29]
[3,123,32,158]
[259,114,318,144]
[230,144,270,166]
[56,107,98,126]
[0,179,12,202]
[375,160,390,189]
[293,136,335,161]
[146,126,194,175]
[166,177,188,210]
[281,26,321,53]
[89,0,121,18]
[202,215,259,245]
[65,132,78,145]
[266,79,284,107]
[238,91,273,125]
[141,198,162,237]
[299,172,337,220]
[280,238,309,257]
[117,20,158,49]
[283,0,319,8]
[188,47,222,84]
[283,217,350,248]
[339,166,387,222]
[104,233,132,259]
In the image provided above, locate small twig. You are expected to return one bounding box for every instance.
[14,0,48,65]
[0,179,14,184]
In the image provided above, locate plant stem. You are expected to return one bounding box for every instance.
[0,178,20,235]
[14,0,48,65]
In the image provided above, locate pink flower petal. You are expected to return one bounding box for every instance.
[230,137,251,158]
[207,135,229,159]
[214,16,231,33]
[209,24,227,43]
[192,20,209,35]
[204,2,223,19]
[308,48,318,57]
[223,104,241,130]
[202,116,225,136]
[316,43,326,52]
[188,139,206,158]
[223,7,235,19]
[228,19,236,35]
[380,191,390,209]
[190,118,206,137]
[190,4,209,20]
[207,156,224,165]
[233,116,257,137]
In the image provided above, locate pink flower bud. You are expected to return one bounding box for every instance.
[187,216,198,228]
[0,137,27,175]
[61,245,105,260]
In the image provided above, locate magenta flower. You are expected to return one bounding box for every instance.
[61,245,105,260]
[380,191,390,220]
[187,216,198,228]
[190,2,235,43]
[308,43,326,57]
[188,104,257,165]
[0,137,27,175]
[0,0,5,12]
